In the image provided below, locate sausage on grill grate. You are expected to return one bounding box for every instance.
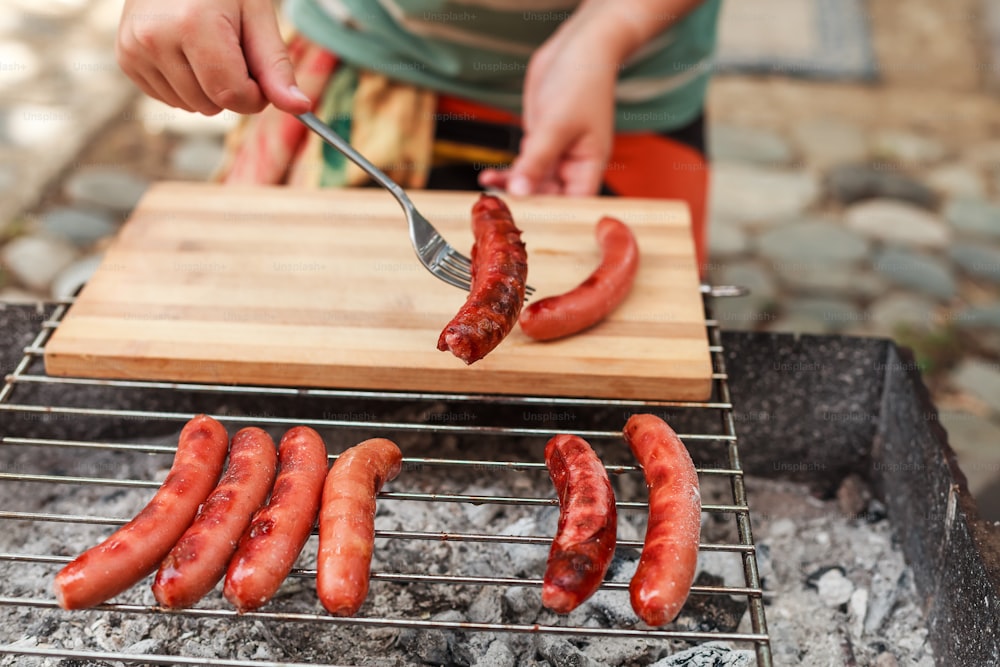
[53,415,230,610]
[624,413,702,626]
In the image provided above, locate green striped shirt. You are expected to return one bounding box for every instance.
[286,0,721,132]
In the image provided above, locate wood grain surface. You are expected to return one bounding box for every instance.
[44,183,712,400]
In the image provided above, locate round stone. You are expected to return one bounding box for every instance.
[711,163,820,224]
[872,130,947,166]
[926,164,986,198]
[782,297,865,333]
[0,163,15,193]
[0,40,41,92]
[867,294,938,333]
[710,261,779,331]
[792,118,868,169]
[949,243,1000,284]
[64,167,150,212]
[938,411,1000,494]
[714,261,779,302]
[756,218,870,264]
[40,206,117,246]
[952,304,1000,330]
[708,218,749,258]
[776,263,886,298]
[825,164,936,209]
[873,247,957,299]
[170,137,226,180]
[845,200,950,248]
[766,315,841,336]
[0,234,78,291]
[7,103,73,148]
[950,359,1000,415]
[709,124,795,167]
[135,97,239,136]
[50,254,103,298]
[943,196,1000,239]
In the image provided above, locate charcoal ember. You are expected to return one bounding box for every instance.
[865,499,888,523]
[806,565,844,588]
[468,587,504,624]
[848,588,869,640]
[815,568,856,609]
[673,573,745,633]
[864,569,905,635]
[462,487,507,528]
[498,510,556,576]
[581,588,640,627]
[471,640,517,667]
[502,586,542,622]
[578,636,662,666]
[579,556,639,626]
[648,641,754,666]
[123,638,162,655]
[534,635,600,667]
[696,550,747,594]
[396,610,465,666]
[755,543,774,588]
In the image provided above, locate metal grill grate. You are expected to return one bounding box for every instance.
[0,294,772,666]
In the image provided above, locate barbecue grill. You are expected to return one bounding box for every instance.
[0,293,770,666]
[0,295,997,666]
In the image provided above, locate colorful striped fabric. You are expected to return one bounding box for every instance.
[285,0,722,132]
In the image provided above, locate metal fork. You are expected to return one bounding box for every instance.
[297,113,533,296]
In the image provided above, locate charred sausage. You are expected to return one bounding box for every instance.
[624,413,701,626]
[519,216,638,341]
[437,194,528,364]
[542,434,618,613]
[316,437,402,616]
[224,426,329,612]
[53,415,229,610]
[152,427,278,609]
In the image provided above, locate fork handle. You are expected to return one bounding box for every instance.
[297,112,412,208]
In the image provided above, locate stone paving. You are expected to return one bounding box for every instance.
[1,2,999,519]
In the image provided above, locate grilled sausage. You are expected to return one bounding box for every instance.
[53,415,229,610]
[316,437,402,616]
[624,413,701,626]
[224,426,329,612]
[438,194,528,364]
[519,216,638,341]
[152,427,278,609]
[542,434,618,613]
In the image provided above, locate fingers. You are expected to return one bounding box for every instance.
[556,158,605,197]
[477,168,509,191]
[116,0,306,115]
[115,47,194,111]
[506,127,569,195]
[489,128,604,196]
[182,13,267,114]
[242,0,312,114]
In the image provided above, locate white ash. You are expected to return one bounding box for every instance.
[741,477,935,667]
[0,431,935,667]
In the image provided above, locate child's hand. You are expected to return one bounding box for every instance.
[116,0,312,115]
[479,24,616,197]
[480,0,705,197]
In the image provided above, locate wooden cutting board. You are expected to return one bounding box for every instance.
[44,183,712,401]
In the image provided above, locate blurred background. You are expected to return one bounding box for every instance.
[0,0,998,518]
